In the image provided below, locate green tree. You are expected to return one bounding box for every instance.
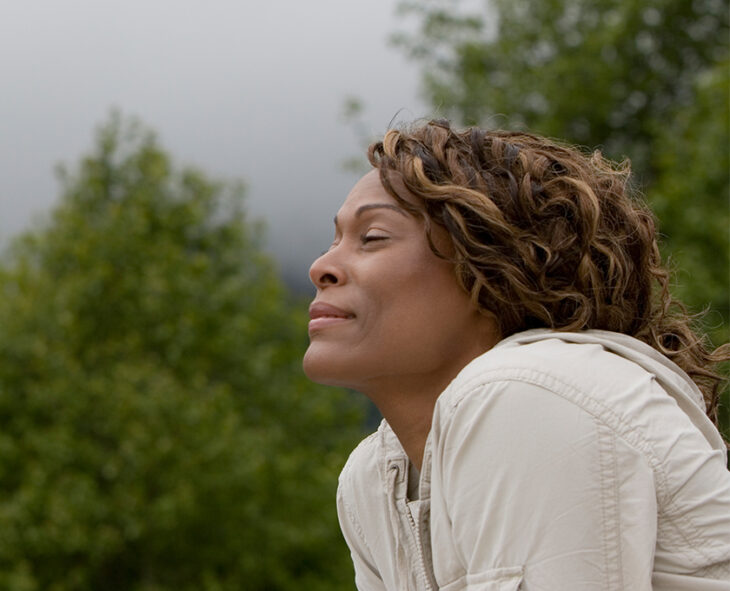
[0,114,363,590]
[393,0,729,177]
[649,60,729,347]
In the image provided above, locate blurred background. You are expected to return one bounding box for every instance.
[0,0,727,589]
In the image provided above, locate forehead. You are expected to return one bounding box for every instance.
[337,170,396,217]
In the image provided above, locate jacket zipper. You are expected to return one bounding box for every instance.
[406,502,436,591]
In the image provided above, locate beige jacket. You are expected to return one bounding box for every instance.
[337,330,730,590]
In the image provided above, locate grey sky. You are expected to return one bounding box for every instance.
[0,0,426,291]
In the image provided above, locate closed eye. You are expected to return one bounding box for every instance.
[361,234,388,244]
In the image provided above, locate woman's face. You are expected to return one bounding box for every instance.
[302,170,498,395]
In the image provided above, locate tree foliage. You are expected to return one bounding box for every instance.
[650,60,729,341]
[394,0,728,174]
[0,114,364,590]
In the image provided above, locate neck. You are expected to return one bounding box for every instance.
[362,323,502,470]
[365,369,456,470]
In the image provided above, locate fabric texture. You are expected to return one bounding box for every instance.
[336,329,730,590]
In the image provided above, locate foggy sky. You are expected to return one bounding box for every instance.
[0,0,426,292]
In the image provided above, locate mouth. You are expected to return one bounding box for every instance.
[308,302,355,334]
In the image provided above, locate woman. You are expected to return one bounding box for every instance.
[303,120,730,590]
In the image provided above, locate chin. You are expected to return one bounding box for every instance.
[302,346,357,388]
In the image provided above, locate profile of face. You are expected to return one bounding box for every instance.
[302,170,498,396]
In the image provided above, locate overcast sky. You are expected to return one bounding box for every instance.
[0,0,428,291]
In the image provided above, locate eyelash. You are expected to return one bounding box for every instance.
[361,234,388,244]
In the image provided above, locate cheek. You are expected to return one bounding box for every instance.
[375,260,469,339]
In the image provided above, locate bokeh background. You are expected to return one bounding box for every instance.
[0,0,727,588]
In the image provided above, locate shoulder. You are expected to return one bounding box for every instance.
[438,331,696,443]
[337,419,400,529]
[434,330,729,497]
[442,331,653,408]
[431,335,637,469]
[430,330,730,580]
[336,428,382,557]
[434,329,730,511]
[338,426,382,496]
[336,421,403,586]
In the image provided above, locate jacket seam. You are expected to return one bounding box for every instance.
[597,420,624,590]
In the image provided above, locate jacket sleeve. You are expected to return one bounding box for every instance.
[336,480,388,590]
[429,378,657,591]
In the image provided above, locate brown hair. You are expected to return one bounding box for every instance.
[368,119,728,428]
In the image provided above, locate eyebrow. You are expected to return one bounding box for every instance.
[334,203,408,226]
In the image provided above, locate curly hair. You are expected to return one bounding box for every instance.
[368,119,728,428]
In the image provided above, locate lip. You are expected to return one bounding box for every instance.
[308,302,355,334]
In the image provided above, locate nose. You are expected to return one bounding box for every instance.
[309,249,346,289]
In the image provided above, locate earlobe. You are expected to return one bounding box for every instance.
[474,309,502,352]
